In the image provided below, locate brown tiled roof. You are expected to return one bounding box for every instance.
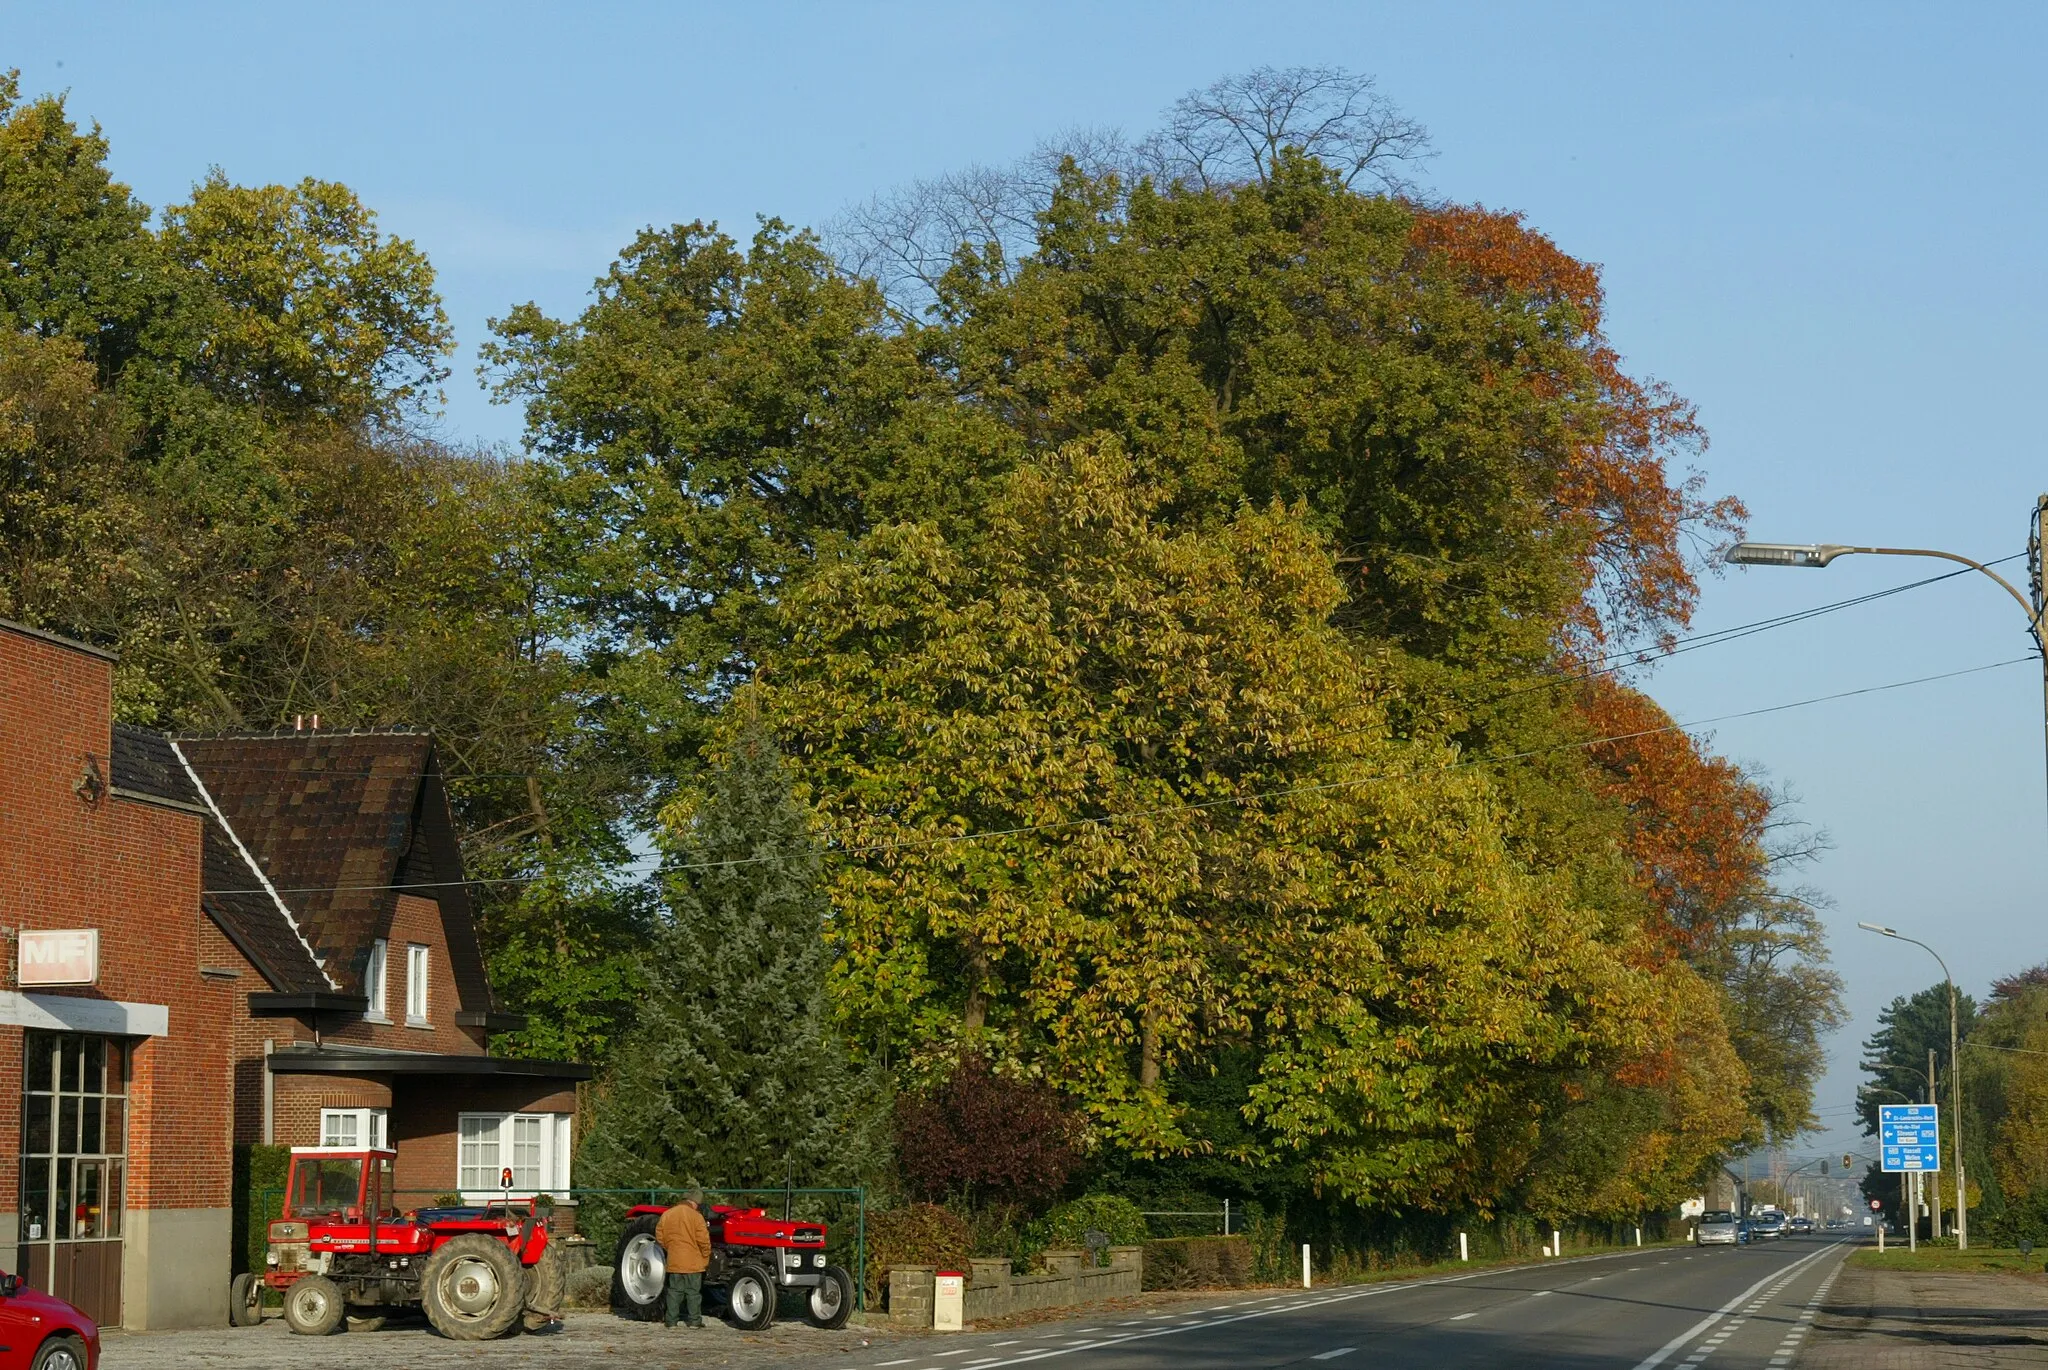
[111,725,328,990]
[198,822,330,994]
[110,724,202,808]
[173,732,494,1013]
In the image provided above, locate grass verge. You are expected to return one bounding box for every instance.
[1848,1245,2048,1275]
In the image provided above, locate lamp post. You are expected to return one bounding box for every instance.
[1858,921,1968,1249]
[1725,505,2048,824]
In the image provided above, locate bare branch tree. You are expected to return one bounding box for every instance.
[827,67,1432,316]
[1135,66,1433,193]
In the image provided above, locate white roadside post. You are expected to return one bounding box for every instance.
[1301,1244,1312,1289]
[933,1271,965,1331]
[1459,1232,1469,1262]
[1552,1229,1561,1258]
[1634,1227,1642,1248]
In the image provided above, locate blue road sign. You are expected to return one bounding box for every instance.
[1879,1103,1940,1172]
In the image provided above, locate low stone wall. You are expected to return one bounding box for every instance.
[886,1247,1142,1328]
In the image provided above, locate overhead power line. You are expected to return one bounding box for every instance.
[204,653,2033,894]
[163,554,2026,783]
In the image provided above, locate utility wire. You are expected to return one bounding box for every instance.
[164,556,2024,783]
[204,654,2033,895]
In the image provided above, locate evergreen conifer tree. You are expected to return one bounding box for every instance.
[577,710,887,1198]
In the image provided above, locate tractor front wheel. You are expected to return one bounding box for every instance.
[422,1234,525,1340]
[610,1215,665,1321]
[228,1271,262,1327]
[282,1275,345,1336]
[806,1265,854,1329]
[724,1264,777,1331]
[523,1241,565,1331]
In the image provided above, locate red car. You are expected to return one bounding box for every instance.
[0,1271,97,1370]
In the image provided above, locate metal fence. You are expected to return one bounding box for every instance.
[1139,1202,1235,1238]
[251,1185,870,1311]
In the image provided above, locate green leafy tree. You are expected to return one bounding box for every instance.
[159,172,452,424]
[760,439,1717,1209]
[575,712,888,1193]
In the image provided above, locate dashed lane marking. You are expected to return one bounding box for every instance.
[1310,1349,1357,1361]
[883,1242,1752,1370]
[1450,1312,1478,1321]
[1628,1240,1847,1370]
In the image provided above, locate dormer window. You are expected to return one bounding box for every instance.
[365,940,389,1022]
[406,944,430,1026]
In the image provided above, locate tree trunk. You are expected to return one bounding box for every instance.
[1139,1009,1161,1090]
[963,943,990,1031]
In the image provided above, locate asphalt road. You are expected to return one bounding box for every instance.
[866,1235,1859,1370]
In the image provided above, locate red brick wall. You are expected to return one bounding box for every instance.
[0,626,234,1216]
[314,894,485,1056]
[390,1079,577,1198]
[269,1073,396,1148]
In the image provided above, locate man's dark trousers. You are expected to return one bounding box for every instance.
[665,1272,704,1328]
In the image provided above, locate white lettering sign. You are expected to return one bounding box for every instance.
[18,930,98,987]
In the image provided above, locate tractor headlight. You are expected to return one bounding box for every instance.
[813,1254,825,1267]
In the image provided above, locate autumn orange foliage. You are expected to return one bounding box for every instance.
[1576,675,1770,953]
[1410,206,1746,649]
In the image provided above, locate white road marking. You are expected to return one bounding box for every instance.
[1310,1349,1357,1361]
[1629,1240,1848,1370]
[992,1340,1019,1347]
[1532,1290,1553,1297]
[900,1241,1749,1370]
[1450,1312,1477,1321]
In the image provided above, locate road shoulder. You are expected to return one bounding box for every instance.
[1803,1260,2048,1367]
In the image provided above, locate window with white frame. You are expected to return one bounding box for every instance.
[405,944,429,1025]
[456,1112,572,1197]
[320,1107,387,1150]
[365,940,388,1021]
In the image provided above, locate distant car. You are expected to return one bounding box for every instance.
[1789,1216,1815,1234]
[1750,1212,1788,1240]
[1695,1210,1742,1246]
[0,1269,97,1368]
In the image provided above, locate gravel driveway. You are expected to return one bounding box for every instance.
[101,1310,921,1369]
[100,1289,1238,1369]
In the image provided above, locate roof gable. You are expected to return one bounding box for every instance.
[173,731,494,1011]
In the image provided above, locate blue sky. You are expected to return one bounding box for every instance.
[12,0,2046,1163]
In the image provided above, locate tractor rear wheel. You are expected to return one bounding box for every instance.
[610,1215,665,1321]
[806,1265,854,1329]
[725,1263,776,1331]
[282,1274,345,1335]
[228,1271,262,1327]
[523,1242,565,1331]
[422,1234,525,1340]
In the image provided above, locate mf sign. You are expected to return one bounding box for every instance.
[1879,1103,1940,1172]
[18,929,98,987]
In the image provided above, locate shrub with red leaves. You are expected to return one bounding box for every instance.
[894,1055,1084,1206]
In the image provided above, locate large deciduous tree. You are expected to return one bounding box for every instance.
[758,440,1727,1208]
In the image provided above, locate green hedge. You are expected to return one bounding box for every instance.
[1032,1193,1149,1265]
[232,1143,290,1275]
[1143,1235,1254,1290]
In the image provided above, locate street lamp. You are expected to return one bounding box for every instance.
[1858,921,1968,1249]
[1724,509,2048,818]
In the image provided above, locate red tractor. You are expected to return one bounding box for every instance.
[230,1147,563,1339]
[610,1201,853,1330]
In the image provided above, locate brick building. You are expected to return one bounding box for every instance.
[0,619,585,1329]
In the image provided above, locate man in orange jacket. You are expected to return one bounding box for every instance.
[656,1188,713,1329]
